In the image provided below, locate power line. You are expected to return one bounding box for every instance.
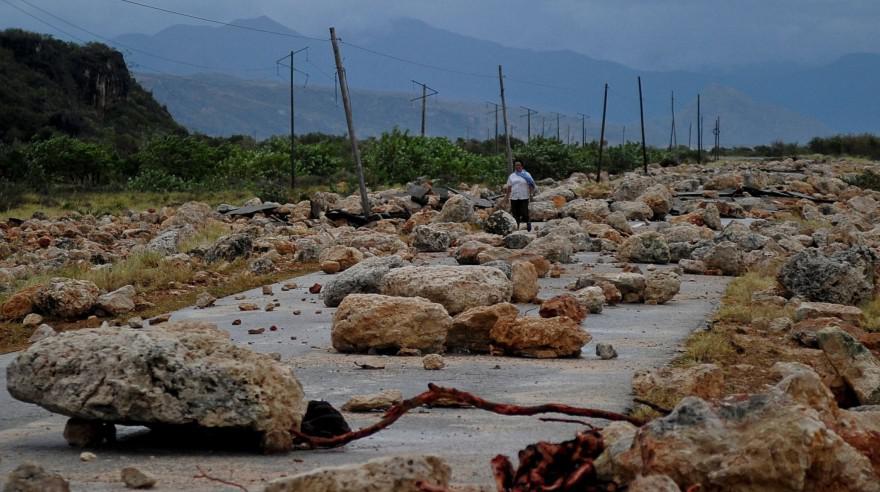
[16,0,276,73]
[2,0,90,43]
[115,0,326,42]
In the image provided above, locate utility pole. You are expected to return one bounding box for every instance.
[622,125,626,147]
[555,112,561,141]
[567,123,571,146]
[638,76,648,174]
[411,80,438,137]
[688,123,692,150]
[276,46,308,189]
[520,106,537,142]
[577,113,588,147]
[498,65,514,174]
[696,93,702,164]
[541,117,546,138]
[486,102,500,153]
[597,83,608,182]
[330,27,370,219]
[668,91,677,151]
[713,116,720,161]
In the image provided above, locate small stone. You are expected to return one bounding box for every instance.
[270,325,278,331]
[309,283,323,294]
[248,328,266,335]
[262,285,274,296]
[284,282,297,289]
[232,319,242,325]
[264,303,275,312]
[238,303,260,311]
[38,236,52,248]
[4,463,70,491]
[321,260,342,274]
[342,389,404,412]
[121,467,157,489]
[28,323,56,343]
[596,343,618,359]
[195,292,216,309]
[80,451,97,462]
[127,317,144,329]
[293,310,302,315]
[148,313,170,325]
[22,313,43,327]
[397,347,423,356]
[423,354,445,370]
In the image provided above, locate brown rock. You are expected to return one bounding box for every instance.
[321,260,342,274]
[448,303,519,353]
[63,418,116,447]
[539,295,588,323]
[1,285,41,320]
[490,316,591,358]
[342,389,403,412]
[121,467,157,489]
[238,303,260,311]
[795,301,865,326]
[38,236,52,248]
[319,245,364,271]
[511,261,539,303]
[309,283,322,294]
[632,364,724,402]
[422,354,445,370]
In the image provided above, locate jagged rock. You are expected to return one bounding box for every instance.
[591,273,646,304]
[146,227,192,256]
[204,233,252,263]
[490,316,591,358]
[573,286,605,314]
[511,261,539,303]
[121,467,157,489]
[604,211,632,235]
[503,231,534,249]
[21,313,42,327]
[482,260,512,279]
[561,199,609,221]
[248,253,277,274]
[778,246,878,306]
[318,245,364,271]
[645,271,681,305]
[528,201,559,221]
[700,241,744,276]
[3,463,70,492]
[1,285,40,320]
[381,266,512,315]
[522,233,574,263]
[331,294,451,354]
[195,292,216,309]
[617,232,670,264]
[294,238,321,262]
[165,201,212,228]
[6,321,306,453]
[447,303,519,353]
[717,221,769,251]
[539,295,588,322]
[28,324,56,343]
[412,225,452,252]
[632,364,724,402]
[817,327,880,405]
[612,174,653,201]
[453,241,492,265]
[96,285,136,315]
[341,389,403,412]
[795,302,865,326]
[323,255,408,308]
[34,278,100,319]
[596,343,618,360]
[484,210,517,236]
[610,200,653,221]
[435,194,474,223]
[263,455,451,492]
[637,184,673,219]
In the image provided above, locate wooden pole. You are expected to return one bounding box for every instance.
[420,83,427,137]
[638,76,648,174]
[498,65,514,174]
[697,93,702,164]
[330,27,370,219]
[289,50,296,189]
[597,83,608,182]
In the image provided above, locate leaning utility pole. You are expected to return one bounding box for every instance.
[638,76,648,174]
[577,113,588,147]
[668,91,677,151]
[276,46,308,189]
[696,93,702,164]
[330,27,370,219]
[597,83,608,182]
[520,106,538,142]
[411,80,438,137]
[498,65,514,174]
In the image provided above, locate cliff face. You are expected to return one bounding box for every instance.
[0,29,182,144]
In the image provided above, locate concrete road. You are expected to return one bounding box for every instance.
[0,251,728,490]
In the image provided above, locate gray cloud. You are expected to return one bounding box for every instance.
[1,0,878,69]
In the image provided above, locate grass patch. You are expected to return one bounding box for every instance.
[679,330,735,365]
[575,182,611,199]
[861,296,880,333]
[178,221,233,253]
[715,271,792,324]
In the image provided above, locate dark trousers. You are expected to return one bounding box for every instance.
[510,199,530,228]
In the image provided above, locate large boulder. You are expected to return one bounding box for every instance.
[612,174,652,202]
[539,294,587,322]
[146,226,194,256]
[484,210,517,236]
[165,201,212,228]
[331,294,451,354]
[528,201,559,221]
[778,246,878,306]
[6,321,305,452]
[632,364,724,402]
[700,241,744,276]
[381,266,512,315]
[817,327,880,405]
[412,225,452,252]
[204,233,252,263]
[511,261,539,303]
[435,194,473,223]
[617,232,670,264]
[561,199,610,222]
[453,241,492,265]
[610,201,653,221]
[96,285,136,315]
[448,303,519,353]
[1,284,40,320]
[522,233,574,263]
[264,455,451,492]
[33,278,100,319]
[490,316,591,358]
[645,271,681,305]
[318,245,364,272]
[323,255,407,307]
[573,286,605,314]
[637,184,673,219]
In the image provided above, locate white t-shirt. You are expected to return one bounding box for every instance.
[507,173,532,200]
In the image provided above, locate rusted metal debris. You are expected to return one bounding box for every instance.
[290,383,643,449]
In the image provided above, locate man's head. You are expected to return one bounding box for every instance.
[514,160,524,172]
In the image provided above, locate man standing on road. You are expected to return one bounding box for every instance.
[505,160,537,231]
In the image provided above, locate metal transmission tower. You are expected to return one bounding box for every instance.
[410,80,438,137]
[520,106,538,142]
[275,47,309,189]
[486,102,500,154]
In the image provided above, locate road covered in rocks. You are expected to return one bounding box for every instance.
[0,245,728,490]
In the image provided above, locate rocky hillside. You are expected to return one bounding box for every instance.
[0,29,182,145]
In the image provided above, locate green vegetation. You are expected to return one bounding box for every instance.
[716,271,791,324]
[808,134,880,160]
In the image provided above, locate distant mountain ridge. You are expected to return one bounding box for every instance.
[110,15,880,141]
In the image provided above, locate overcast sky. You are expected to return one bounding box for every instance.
[2,0,878,70]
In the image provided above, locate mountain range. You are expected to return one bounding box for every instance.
[116,16,878,145]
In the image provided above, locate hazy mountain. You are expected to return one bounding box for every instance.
[114,15,875,140]
[137,72,829,147]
